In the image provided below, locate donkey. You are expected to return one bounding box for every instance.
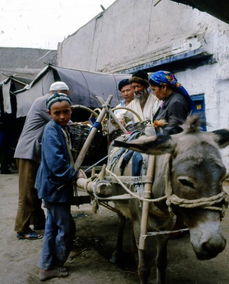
[106,116,229,284]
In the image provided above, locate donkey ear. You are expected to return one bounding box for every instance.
[112,134,176,155]
[212,129,229,148]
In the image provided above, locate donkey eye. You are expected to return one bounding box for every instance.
[178,178,195,189]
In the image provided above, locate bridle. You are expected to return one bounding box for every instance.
[163,154,228,218]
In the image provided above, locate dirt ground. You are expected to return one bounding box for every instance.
[1,173,229,284]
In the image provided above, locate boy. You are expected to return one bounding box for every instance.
[14,81,70,240]
[35,93,78,281]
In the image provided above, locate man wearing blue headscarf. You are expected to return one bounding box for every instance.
[149,70,192,135]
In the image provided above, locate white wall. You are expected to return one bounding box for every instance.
[57,0,223,72]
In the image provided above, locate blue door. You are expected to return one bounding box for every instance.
[191,94,207,131]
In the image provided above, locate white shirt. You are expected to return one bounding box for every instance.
[124,93,160,123]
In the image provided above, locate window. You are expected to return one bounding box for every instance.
[190,94,207,131]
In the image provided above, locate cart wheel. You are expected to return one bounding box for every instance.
[71,104,99,118]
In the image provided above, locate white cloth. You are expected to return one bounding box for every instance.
[124,93,160,123]
[113,101,126,120]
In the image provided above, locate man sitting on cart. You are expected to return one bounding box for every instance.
[121,70,160,124]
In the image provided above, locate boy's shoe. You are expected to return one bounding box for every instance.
[39,268,69,281]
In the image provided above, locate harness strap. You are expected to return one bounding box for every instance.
[167,192,226,208]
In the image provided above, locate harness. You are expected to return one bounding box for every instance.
[105,154,228,217]
[81,134,228,247]
[105,172,227,216]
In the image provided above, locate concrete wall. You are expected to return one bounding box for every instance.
[57,0,217,72]
[0,47,56,82]
[57,0,229,169]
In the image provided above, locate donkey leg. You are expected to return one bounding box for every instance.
[155,238,168,284]
[138,248,151,284]
[110,213,126,264]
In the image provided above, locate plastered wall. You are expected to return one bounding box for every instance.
[57,0,229,169]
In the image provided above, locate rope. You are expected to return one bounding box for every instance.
[97,155,228,241]
[99,201,123,214]
[105,168,166,203]
[105,168,228,213]
[84,155,109,173]
[167,192,226,209]
[166,188,227,217]
[143,228,189,237]
[83,154,227,214]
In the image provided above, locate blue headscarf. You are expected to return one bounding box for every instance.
[149,70,193,111]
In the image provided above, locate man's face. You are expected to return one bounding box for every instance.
[120,84,134,104]
[131,82,148,100]
[49,101,72,126]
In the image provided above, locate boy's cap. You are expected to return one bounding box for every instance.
[46,92,72,109]
[49,81,69,91]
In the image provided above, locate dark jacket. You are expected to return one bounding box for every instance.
[35,120,76,203]
[153,92,190,135]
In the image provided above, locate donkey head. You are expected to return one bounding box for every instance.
[113,116,229,259]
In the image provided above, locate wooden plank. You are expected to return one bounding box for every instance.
[104,175,151,185]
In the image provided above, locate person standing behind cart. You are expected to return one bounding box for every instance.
[14,81,70,240]
[35,93,84,281]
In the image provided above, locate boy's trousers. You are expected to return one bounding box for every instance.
[40,202,74,270]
